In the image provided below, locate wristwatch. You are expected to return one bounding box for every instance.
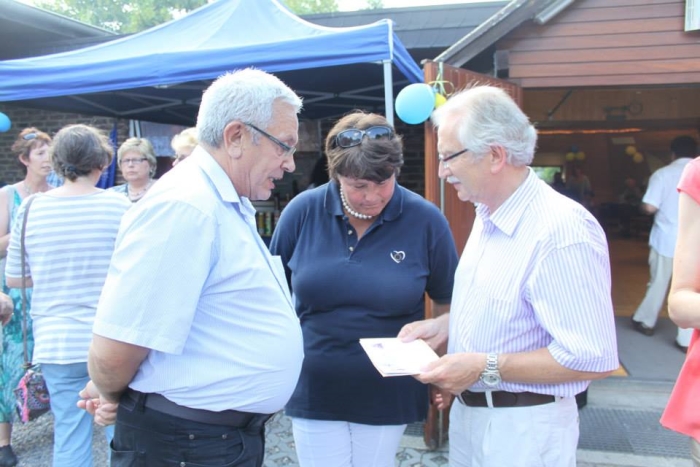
[480,353,501,387]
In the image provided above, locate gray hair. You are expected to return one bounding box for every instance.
[197,68,303,148]
[432,86,537,167]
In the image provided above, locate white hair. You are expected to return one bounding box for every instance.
[197,68,303,148]
[432,86,537,167]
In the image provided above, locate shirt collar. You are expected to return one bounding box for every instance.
[475,168,539,236]
[323,179,403,222]
[190,146,255,215]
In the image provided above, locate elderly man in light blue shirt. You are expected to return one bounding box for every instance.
[79,69,304,467]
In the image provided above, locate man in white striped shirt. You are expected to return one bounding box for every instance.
[399,86,618,467]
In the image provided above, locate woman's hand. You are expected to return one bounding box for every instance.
[431,385,454,411]
[0,293,13,326]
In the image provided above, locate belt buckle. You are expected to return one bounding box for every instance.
[499,391,518,408]
[457,392,467,406]
[245,413,272,432]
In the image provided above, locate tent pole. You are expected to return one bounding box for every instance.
[383,60,394,126]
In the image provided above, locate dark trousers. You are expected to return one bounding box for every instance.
[111,392,266,467]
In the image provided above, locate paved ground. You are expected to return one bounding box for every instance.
[10,377,692,467]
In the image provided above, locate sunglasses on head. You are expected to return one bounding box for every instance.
[23,133,38,141]
[335,126,393,148]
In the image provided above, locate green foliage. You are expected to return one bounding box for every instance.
[364,0,384,9]
[32,0,208,33]
[30,0,383,32]
[282,0,338,15]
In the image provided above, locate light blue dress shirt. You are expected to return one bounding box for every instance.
[93,147,304,414]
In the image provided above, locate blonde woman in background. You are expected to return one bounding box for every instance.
[0,127,53,467]
[110,137,157,203]
[171,127,198,167]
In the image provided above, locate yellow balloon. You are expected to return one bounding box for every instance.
[625,145,637,156]
[633,152,644,163]
[565,152,575,161]
[434,93,447,108]
[576,151,586,160]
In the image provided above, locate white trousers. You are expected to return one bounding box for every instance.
[449,396,579,467]
[632,248,693,346]
[633,248,673,329]
[291,417,406,467]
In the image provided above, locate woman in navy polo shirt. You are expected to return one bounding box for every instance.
[270,111,458,467]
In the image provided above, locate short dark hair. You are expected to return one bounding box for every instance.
[51,124,113,181]
[670,136,697,159]
[325,111,403,183]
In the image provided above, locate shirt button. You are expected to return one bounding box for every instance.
[222,434,228,439]
[348,230,353,235]
[188,434,195,440]
[349,246,354,252]
[180,463,186,467]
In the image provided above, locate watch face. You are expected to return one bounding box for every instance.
[481,373,501,386]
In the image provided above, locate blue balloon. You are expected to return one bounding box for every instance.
[395,83,435,125]
[0,112,10,133]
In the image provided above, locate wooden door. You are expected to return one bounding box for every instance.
[422,60,523,449]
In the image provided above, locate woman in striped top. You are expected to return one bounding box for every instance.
[5,124,131,467]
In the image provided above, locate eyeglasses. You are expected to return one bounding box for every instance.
[121,157,148,165]
[335,126,393,148]
[244,123,296,157]
[23,133,38,141]
[438,148,469,165]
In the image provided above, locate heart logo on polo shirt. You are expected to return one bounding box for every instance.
[390,250,405,263]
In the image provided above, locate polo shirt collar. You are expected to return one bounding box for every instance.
[191,146,255,215]
[324,179,403,222]
[476,168,539,237]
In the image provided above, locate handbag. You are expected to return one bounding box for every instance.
[13,195,51,423]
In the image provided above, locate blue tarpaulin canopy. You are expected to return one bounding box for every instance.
[0,0,423,124]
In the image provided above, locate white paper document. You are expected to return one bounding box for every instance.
[359,337,439,377]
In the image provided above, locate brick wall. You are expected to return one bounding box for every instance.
[0,105,429,196]
[0,104,130,185]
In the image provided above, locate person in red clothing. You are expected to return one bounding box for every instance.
[661,155,700,466]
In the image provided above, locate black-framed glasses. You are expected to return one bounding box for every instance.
[335,126,393,148]
[121,157,148,165]
[244,123,296,157]
[438,148,469,165]
[22,133,38,141]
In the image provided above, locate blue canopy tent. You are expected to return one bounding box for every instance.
[0,0,423,125]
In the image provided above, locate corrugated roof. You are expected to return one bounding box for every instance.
[303,2,507,51]
[0,0,114,59]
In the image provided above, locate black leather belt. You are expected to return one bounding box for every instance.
[458,390,555,408]
[124,388,273,428]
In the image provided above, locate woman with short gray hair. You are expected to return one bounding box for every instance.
[110,137,157,202]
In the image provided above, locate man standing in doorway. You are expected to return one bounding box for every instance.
[80,68,305,467]
[631,135,695,351]
[399,85,618,467]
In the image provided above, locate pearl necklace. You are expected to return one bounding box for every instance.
[339,187,374,220]
[127,180,153,200]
